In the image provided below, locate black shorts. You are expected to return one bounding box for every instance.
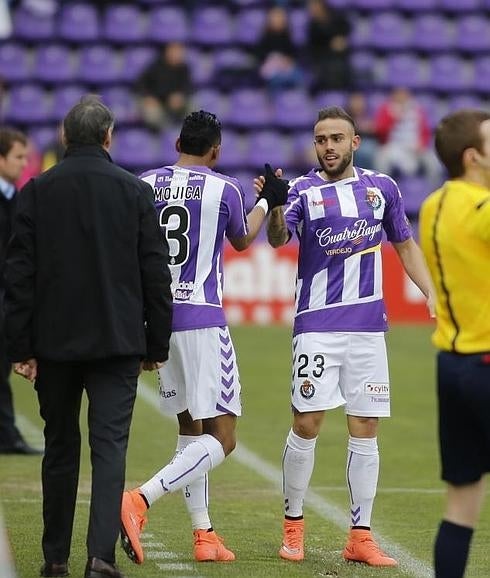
[437,350,490,485]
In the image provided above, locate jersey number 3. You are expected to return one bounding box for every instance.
[159,205,191,266]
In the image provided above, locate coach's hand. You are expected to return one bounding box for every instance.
[257,163,289,211]
[13,358,37,382]
[140,360,164,372]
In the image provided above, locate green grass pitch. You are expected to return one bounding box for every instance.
[1,324,490,577]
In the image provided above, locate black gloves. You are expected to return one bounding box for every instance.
[257,163,289,211]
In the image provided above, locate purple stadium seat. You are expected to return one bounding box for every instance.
[292,131,315,171]
[119,46,157,83]
[0,43,31,83]
[191,7,234,46]
[416,93,448,129]
[396,0,437,10]
[59,3,100,43]
[398,176,433,217]
[216,131,248,171]
[103,4,146,44]
[246,130,293,171]
[447,94,484,113]
[158,130,180,167]
[147,6,189,43]
[111,128,160,171]
[186,48,215,88]
[455,16,490,53]
[352,0,395,8]
[411,14,454,53]
[192,89,229,121]
[349,16,373,50]
[101,86,139,125]
[315,90,348,110]
[228,89,271,129]
[428,55,474,93]
[439,0,480,11]
[4,84,52,124]
[349,51,376,89]
[381,53,427,91]
[13,6,55,41]
[473,56,490,93]
[289,9,308,46]
[52,85,86,121]
[212,48,257,90]
[271,89,314,130]
[369,12,411,51]
[234,9,267,46]
[29,125,58,153]
[78,45,121,85]
[33,45,77,84]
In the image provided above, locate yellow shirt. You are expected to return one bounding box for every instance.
[419,180,490,353]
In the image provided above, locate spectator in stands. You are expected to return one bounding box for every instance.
[346,92,377,169]
[305,0,352,93]
[374,87,441,182]
[254,6,302,92]
[17,138,42,189]
[136,41,192,133]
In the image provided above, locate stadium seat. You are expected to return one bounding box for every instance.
[349,16,373,50]
[119,46,157,83]
[228,89,272,129]
[158,130,180,167]
[111,128,161,171]
[292,131,315,170]
[29,125,58,153]
[314,90,348,110]
[32,45,77,84]
[186,48,215,87]
[398,175,433,217]
[454,15,490,53]
[289,8,308,46]
[191,7,234,46]
[101,86,140,125]
[352,0,395,9]
[349,51,377,89]
[439,0,480,11]
[0,43,31,83]
[411,14,454,53]
[13,6,55,41]
[234,9,267,46]
[271,89,314,130]
[147,6,189,43]
[369,12,412,51]
[246,130,293,171]
[78,45,121,85]
[3,84,52,124]
[58,3,100,43]
[396,0,438,11]
[212,48,257,90]
[416,93,448,129]
[381,53,427,91]
[192,89,229,121]
[216,130,248,171]
[473,56,490,93]
[103,4,147,44]
[447,94,484,113]
[52,85,87,121]
[427,54,474,93]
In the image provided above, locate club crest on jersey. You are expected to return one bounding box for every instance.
[366,188,382,209]
[300,379,315,399]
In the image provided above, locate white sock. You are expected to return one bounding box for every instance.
[177,435,211,530]
[346,436,379,528]
[282,429,317,518]
[140,434,225,506]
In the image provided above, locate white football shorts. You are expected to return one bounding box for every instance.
[157,326,241,420]
[291,332,390,417]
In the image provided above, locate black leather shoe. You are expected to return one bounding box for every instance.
[84,558,126,578]
[40,561,69,577]
[0,439,43,455]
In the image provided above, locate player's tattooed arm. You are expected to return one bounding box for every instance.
[267,207,290,248]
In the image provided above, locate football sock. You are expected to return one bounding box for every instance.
[346,436,379,528]
[177,435,211,530]
[282,429,317,518]
[140,434,225,506]
[434,520,473,578]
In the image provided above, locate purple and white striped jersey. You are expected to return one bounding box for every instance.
[140,165,248,332]
[284,167,412,335]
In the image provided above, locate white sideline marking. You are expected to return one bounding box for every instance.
[138,379,434,578]
[156,562,194,571]
[146,551,179,560]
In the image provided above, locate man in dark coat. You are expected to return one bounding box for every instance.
[5,96,173,578]
[0,126,42,455]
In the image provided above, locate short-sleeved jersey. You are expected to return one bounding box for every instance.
[141,165,248,331]
[419,180,490,353]
[284,167,412,335]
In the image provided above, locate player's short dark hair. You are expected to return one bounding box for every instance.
[179,110,221,156]
[63,94,115,146]
[0,127,27,157]
[316,106,357,134]
[435,109,490,178]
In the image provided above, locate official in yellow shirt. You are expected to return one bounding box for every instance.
[419,109,490,578]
